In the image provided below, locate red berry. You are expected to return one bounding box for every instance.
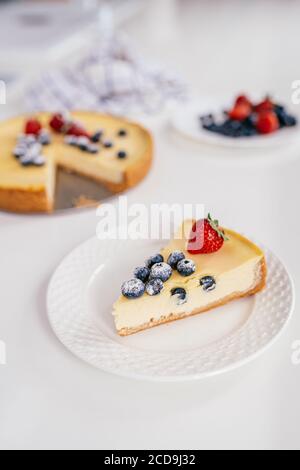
[25,118,42,136]
[256,111,279,135]
[187,214,228,255]
[235,95,252,108]
[254,97,274,113]
[229,103,251,121]
[66,124,90,138]
[49,113,65,133]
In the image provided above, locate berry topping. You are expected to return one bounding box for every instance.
[117,151,127,159]
[66,124,90,139]
[25,119,42,136]
[235,95,252,107]
[177,259,196,277]
[38,130,51,146]
[188,214,228,255]
[103,141,114,148]
[134,266,150,283]
[118,129,128,137]
[77,136,90,151]
[87,144,99,154]
[256,111,279,135]
[167,251,185,269]
[229,103,252,121]
[146,278,164,296]
[171,287,187,305]
[50,113,65,133]
[91,130,103,143]
[150,262,172,282]
[145,254,164,269]
[200,276,216,292]
[254,97,274,113]
[122,279,145,299]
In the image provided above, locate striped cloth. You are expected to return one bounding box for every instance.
[26,34,186,116]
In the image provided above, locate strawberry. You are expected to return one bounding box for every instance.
[66,124,90,138]
[254,97,274,113]
[256,110,279,134]
[49,113,65,133]
[188,214,228,255]
[229,103,251,121]
[25,118,42,136]
[235,94,252,108]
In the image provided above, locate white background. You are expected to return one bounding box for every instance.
[0,0,300,450]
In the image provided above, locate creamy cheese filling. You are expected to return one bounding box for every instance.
[113,257,263,331]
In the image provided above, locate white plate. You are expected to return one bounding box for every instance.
[47,236,295,382]
[171,97,300,150]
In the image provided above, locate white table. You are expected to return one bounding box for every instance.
[1,0,300,450]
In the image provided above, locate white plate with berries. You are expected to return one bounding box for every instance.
[47,231,294,382]
[172,95,300,150]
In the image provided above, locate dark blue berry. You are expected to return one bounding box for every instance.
[103,141,114,148]
[177,259,196,277]
[150,263,172,282]
[122,279,145,299]
[145,254,164,269]
[87,144,99,154]
[171,288,187,305]
[146,278,164,296]
[118,129,128,137]
[134,266,150,283]
[91,130,103,143]
[167,251,185,269]
[200,276,216,292]
[117,151,127,159]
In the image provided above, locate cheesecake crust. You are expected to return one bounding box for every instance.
[117,257,267,336]
[0,187,52,213]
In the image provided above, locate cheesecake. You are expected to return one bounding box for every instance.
[0,111,153,213]
[113,218,267,336]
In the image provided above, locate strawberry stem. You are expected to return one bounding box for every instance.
[207,213,229,241]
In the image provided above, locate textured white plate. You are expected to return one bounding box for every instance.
[47,236,295,381]
[171,97,300,150]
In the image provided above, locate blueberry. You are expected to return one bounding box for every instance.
[103,141,114,149]
[65,136,78,146]
[13,146,26,159]
[145,254,164,269]
[121,279,145,299]
[134,266,150,283]
[167,251,185,269]
[171,288,187,305]
[177,259,196,277]
[78,137,90,151]
[200,276,216,292]
[150,262,172,282]
[87,144,99,154]
[118,129,128,137]
[117,151,127,159]
[91,130,103,143]
[38,130,51,146]
[146,278,164,296]
[33,155,46,167]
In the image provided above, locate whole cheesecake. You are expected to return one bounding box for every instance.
[113,219,267,336]
[0,111,153,213]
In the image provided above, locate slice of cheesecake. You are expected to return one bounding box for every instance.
[0,112,153,213]
[113,220,267,336]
